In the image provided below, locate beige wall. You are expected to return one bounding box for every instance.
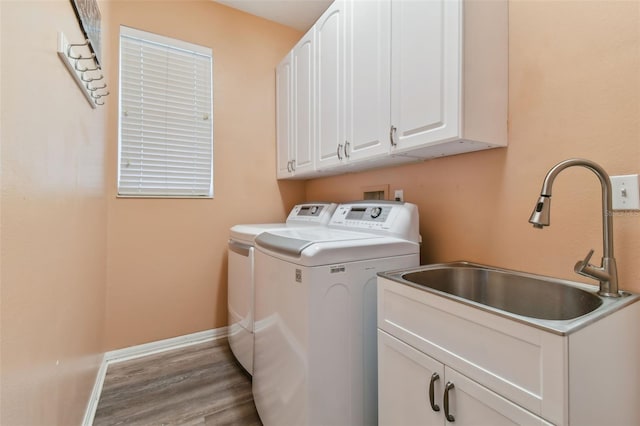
[104,1,305,350]
[0,1,109,424]
[307,0,640,293]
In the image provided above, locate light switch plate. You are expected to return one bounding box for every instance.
[611,174,640,210]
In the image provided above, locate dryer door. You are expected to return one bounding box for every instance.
[228,240,254,374]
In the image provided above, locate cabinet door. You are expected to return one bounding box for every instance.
[275,53,293,178]
[443,368,552,426]
[390,0,461,151]
[292,29,315,175]
[315,0,345,170]
[378,330,443,426]
[379,330,552,426]
[344,0,391,162]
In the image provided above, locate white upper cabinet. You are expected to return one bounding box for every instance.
[344,0,391,163]
[276,53,293,178]
[316,0,392,172]
[315,0,345,170]
[390,0,459,150]
[292,29,315,176]
[390,0,508,158]
[275,0,508,179]
[276,30,316,179]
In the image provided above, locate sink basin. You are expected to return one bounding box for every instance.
[401,266,602,320]
[379,262,640,335]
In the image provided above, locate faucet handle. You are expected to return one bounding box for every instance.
[575,249,595,273]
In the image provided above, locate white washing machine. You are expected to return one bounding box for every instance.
[227,202,337,375]
[252,201,421,426]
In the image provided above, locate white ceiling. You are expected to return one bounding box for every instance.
[214,0,333,32]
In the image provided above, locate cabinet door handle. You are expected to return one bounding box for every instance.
[428,372,440,412]
[291,159,296,171]
[344,141,350,158]
[287,161,292,172]
[390,125,397,146]
[337,144,343,160]
[444,381,455,422]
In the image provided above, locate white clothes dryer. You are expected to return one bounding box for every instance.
[252,201,421,426]
[227,203,336,375]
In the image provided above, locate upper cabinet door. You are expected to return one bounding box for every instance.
[344,0,391,162]
[275,53,293,179]
[315,0,345,170]
[292,29,315,175]
[390,0,461,151]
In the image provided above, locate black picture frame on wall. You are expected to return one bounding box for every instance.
[70,0,102,65]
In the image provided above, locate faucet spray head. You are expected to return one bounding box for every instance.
[529,195,551,228]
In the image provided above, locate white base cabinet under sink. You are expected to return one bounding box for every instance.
[377,276,640,426]
[379,331,552,426]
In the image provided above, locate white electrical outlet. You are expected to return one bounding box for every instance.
[611,174,640,210]
[394,189,404,202]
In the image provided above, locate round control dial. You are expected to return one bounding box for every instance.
[310,206,318,214]
[370,207,382,218]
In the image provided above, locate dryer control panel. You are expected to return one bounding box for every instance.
[286,203,337,224]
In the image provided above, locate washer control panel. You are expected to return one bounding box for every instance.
[328,202,419,242]
[345,206,391,223]
[330,203,405,232]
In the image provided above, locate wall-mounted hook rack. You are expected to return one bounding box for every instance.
[57,31,109,108]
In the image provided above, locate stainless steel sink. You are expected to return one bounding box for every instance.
[401,266,603,320]
[379,262,640,335]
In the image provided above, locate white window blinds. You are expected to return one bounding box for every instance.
[118,26,213,197]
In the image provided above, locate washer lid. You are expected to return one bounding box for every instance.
[255,233,314,257]
[229,223,288,244]
[254,227,373,256]
[255,227,418,266]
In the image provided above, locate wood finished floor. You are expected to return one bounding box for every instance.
[93,338,262,425]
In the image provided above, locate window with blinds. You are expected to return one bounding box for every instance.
[118,26,213,197]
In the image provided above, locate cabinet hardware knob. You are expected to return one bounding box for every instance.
[337,144,343,160]
[444,381,455,422]
[429,372,440,412]
[390,125,397,146]
[344,141,350,158]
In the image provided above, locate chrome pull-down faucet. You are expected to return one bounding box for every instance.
[529,158,621,297]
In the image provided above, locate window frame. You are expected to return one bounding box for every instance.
[117,26,214,199]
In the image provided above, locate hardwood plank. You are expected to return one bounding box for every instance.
[93,338,262,425]
[204,400,262,426]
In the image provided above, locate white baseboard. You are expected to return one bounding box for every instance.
[82,356,109,426]
[82,327,228,426]
[104,327,229,364]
